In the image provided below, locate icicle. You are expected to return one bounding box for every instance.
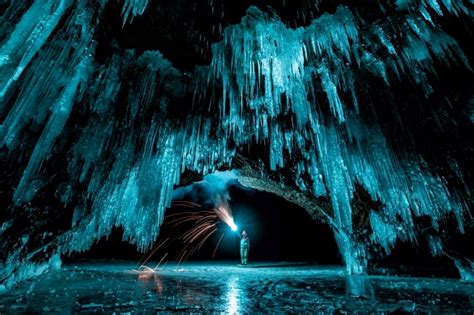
[121,0,149,25]
[1,2,470,278]
[0,0,72,99]
[14,53,93,203]
[369,211,398,254]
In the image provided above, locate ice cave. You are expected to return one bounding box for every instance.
[0,0,473,313]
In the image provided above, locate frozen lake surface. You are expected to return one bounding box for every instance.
[0,261,473,313]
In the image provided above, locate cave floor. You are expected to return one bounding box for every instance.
[0,261,473,313]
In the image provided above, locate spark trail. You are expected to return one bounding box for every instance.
[214,196,238,232]
[134,196,238,274]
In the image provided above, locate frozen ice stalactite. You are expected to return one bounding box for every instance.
[0,0,72,99]
[454,259,474,282]
[0,1,33,44]
[121,0,150,24]
[0,1,100,287]
[370,212,398,254]
[201,6,469,274]
[207,5,469,139]
[427,235,444,256]
[13,54,94,202]
[395,0,471,18]
[67,131,182,252]
[316,118,464,272]
[209,6,357,127]
[59,51,235,253]
[64,117,235,252]
[0,1,96,203]
[0,1,471,283]
[0,235,62,292]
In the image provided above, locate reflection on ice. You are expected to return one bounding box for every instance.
[137,270,164,294]
[345,275,374,299]
[226,275,240,314]
[0,263,472,313]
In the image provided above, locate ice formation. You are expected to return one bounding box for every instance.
[0,0,472,286]
[121,0,150,24]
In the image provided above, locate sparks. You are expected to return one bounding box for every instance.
[214,196,238,232]
[135,195,238,275]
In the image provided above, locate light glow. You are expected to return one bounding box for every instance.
[214,196,238,232]
[230,222,238,232]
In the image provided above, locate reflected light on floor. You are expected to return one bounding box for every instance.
[226,275,240,314]
[137,271,163,294]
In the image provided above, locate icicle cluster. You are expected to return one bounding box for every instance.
[0,0,74,99]
[61,51,235,252]
[395,0,471,22]
[1,0,95,206]
[196,5,469,272]
[121,0,150,24]
[0,0,471,276]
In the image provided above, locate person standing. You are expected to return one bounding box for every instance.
[240,230,249,265]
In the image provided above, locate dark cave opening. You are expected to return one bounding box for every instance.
[63,175,470,279]
[371,239,461,278]
[66,183,341,265]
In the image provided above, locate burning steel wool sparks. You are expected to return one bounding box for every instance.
[134,196,238,274]
[214,196,238,232]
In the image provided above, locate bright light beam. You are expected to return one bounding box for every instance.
[229,221,238,232]
[214,196,238,233]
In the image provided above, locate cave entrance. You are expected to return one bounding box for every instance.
[68,171,341,265]
[210,184,341,264]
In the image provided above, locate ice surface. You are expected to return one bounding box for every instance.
[0,237,62,292]
[0,0,471,283]
[0,262,473,313]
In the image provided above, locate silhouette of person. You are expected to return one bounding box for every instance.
[240,230,249,265]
